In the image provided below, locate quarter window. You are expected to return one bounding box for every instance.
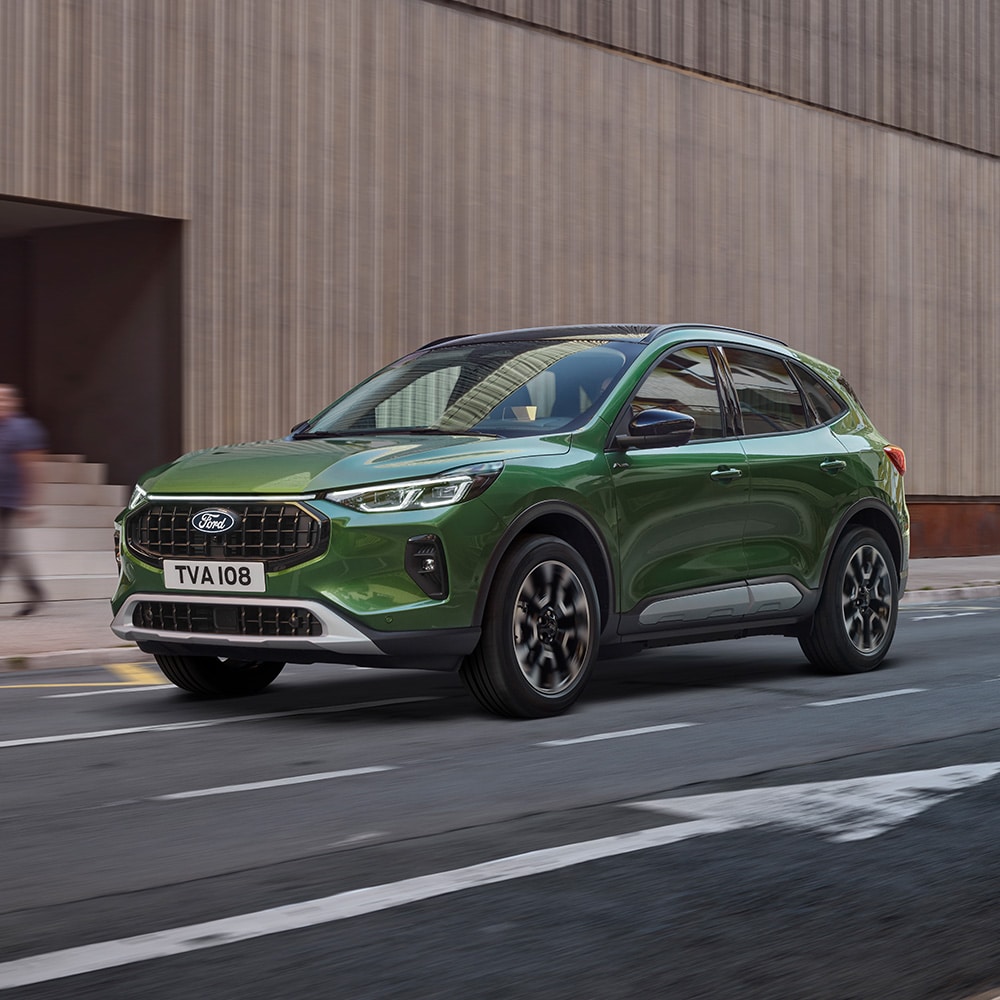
[631,346,724,440]
[724,348,809,435]
[792,363,848,424]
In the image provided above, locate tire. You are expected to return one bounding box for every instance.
[460,535,600,718]
[799,527,898,674]
[154,654,285,697]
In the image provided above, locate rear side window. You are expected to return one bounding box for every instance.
[724,348,809,435]
[792,363,848,424]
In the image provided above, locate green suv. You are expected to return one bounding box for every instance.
[111,324,908,717]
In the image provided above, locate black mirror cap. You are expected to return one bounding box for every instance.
[618,409,696,449]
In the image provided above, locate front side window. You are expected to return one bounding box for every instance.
[724,348,809,435]
[301,340,636,438]
[630,346,724,440]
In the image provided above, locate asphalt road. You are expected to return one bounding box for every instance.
[2,600,1000,999]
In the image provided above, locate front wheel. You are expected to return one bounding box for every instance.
[154,654,285,697]
[799,527,898,674]
[460,535,600,718]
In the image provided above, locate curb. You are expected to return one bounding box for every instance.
[0,646,153,673]
[901,585,1000,605]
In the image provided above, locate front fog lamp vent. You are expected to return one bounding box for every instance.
[405,534,448,599]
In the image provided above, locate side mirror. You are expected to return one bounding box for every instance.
[616,409,696,449]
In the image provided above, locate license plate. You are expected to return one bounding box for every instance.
[163,560,266,593]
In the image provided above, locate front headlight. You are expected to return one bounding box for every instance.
[325,462,503,514]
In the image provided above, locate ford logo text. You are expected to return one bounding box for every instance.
[191,508,240,534]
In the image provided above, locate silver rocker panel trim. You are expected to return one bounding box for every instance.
[638,580,805,627]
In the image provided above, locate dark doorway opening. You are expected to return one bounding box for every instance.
[0,200,182,487]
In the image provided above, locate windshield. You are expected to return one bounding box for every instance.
[301,340,637,437]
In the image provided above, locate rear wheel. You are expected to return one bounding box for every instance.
[460,535,600,718]
[799,527,898,674]
[154,654,285,697]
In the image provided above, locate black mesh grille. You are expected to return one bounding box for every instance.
[125,502,328,570]
[134,601,322,637]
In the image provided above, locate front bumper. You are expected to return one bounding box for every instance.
[111,593,479,669]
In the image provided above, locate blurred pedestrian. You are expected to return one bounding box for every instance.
[0,383,47,615]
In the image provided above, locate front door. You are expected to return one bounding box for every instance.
[609,345,749,629]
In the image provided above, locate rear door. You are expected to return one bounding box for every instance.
[720,346,860,592]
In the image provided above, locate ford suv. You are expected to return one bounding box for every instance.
[111,324,908,717]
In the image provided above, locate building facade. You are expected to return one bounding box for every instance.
[0,0,997,553]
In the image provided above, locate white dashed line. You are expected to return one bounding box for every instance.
[46,685,171,698]
[807,689,926,707]
[538,723,698,747]
[911,612,981,621]
[0,697,439,749]
[153,766,396,800]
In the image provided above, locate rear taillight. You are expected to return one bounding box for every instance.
[884,446,906,475]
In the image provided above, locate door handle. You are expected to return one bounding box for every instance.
[820,459,847,474]
[710,467,743,482]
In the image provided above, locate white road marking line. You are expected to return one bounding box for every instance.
[911,612,981,621]
[0,697,439,749]
[47,685,171,699]
[4,761,999,989]
[538,723,698,747]
[0,817,736,990]
[629,762,1000,842]
[807,688,926,707]
[153,766,396,800]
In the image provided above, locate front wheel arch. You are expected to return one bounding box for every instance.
[472,502,614,633]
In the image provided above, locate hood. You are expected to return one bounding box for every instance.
[140,434,570,494]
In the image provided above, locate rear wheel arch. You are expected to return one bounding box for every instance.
[822,500,904,587]
[835,503,904,581]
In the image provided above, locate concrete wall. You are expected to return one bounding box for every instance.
[0,0,998,506]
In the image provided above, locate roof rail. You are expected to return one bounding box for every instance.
[646,323,788,347]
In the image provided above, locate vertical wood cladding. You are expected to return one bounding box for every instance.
[0,0,997,496]
[452,0,1000,156]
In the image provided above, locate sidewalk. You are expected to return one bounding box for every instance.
[3,556,1000,672]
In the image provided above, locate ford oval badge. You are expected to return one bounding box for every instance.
[191,508,240,534]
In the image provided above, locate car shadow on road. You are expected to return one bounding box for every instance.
[106,635,908,727]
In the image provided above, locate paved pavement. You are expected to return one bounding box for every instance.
[2,556,1000,672]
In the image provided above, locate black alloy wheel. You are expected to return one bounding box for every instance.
[799,526,898,674]
[460,535,600,717]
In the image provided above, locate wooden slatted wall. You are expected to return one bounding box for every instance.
[0,0,997,498]
[452,0,1000,156]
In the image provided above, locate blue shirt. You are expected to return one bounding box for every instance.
[0,415,47,508]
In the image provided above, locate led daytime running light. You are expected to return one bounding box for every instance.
[326,463,502,514]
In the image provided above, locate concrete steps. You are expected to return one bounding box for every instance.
[1,455,126,606]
